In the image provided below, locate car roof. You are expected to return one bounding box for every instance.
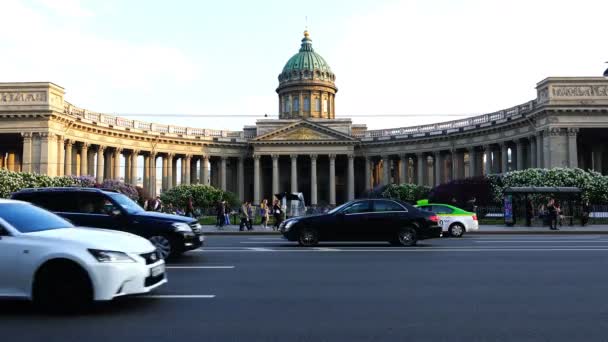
[0,199,29,204]
[12,187,119,195]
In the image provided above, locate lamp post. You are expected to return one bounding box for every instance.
[604,62,608,79]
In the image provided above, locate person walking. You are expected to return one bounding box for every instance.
[239,201,249,231]
[582,200,591,227]
[216,200,225,228]
[224,201,231,226]
[260,199,270,230]
[246,202,254,231]
[185,196,195,218]
[547,198,558,230]
[525,199,534,227]
[272,198,283,231]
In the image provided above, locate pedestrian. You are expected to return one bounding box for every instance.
[185,196,195,218]
[272,198,283,231]
[525,199,534,227]
[582,200,591,227]
[555,202,564,227]
[246,202,254,231]
[239,201,249,231]
[216,200,225,228]
[465,197,476,213]
[547,198,558,230]
[260,199,270,230]
[224,201,231,226]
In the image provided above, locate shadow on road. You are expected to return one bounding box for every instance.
[0,297,160,317]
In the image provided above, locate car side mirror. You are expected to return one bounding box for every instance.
[110,209,122,217]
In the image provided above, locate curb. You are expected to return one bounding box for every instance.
[204,230,608,236]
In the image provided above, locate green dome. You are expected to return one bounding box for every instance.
[282,31,332,74]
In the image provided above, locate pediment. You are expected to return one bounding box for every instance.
[253,120,356,142]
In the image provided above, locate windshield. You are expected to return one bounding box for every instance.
[328,202,350,214]
[107,193,144,214]
[0,203,73,233]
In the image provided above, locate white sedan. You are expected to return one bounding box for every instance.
[0,199,167,309]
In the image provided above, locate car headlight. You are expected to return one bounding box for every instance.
[172,222,193,233]
[284,220,296,230]
[88,249,136,263]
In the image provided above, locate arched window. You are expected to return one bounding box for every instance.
[315,98,321,111]
[286,98,291,112]
[293,98,299,112]
[304,97,310,111]
[323,99,328,113]
[283,98,288,113]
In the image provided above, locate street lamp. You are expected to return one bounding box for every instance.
[604,62,608,79]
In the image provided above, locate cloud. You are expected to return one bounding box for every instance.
[36,0,93,17]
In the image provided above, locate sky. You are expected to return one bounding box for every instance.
[1,0,607,131]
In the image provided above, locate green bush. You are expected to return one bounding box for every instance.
[160,184,239,210]
[381,183,431,204]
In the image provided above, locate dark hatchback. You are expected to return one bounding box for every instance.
[11,187,204,259]
[280,199,442,246]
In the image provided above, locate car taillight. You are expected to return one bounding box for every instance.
[472,214,478,221]
[429,215,439,223]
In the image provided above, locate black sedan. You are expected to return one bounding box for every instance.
[280,199,442,246]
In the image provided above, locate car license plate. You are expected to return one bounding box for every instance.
[150,264,165,277]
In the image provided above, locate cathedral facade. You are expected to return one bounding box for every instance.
[1,32,608,205]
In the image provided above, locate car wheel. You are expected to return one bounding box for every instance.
[298,227,319,247]
[33,260,93,312]
[149,235,174,259]
[397,227,417,247]
[449,223,465,238]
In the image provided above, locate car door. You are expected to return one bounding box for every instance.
[339,200,372,241]
[0,223,26,297]
[370,200,409,239]
[432,205,455,230]
[73,192,124,230]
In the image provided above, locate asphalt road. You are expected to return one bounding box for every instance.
[3,235,608,341]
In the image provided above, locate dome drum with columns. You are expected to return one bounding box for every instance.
[0,32,608,206]
[277,31,337,120]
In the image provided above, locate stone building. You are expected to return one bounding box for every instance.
[1,31,608,205]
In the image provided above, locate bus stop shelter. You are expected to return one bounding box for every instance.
[503,186,582,226]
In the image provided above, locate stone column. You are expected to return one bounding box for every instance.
[382,155,390,185]
[416,153,424,185]
[96,146,105,183]
[79,143,89,177]
[39,133,56,176]
[21,132,32,173]
[364,156,371,191]
[201,155,209,185]
[483,145,491,175]
[64,140,73,175]
[543,129,552,169]
[184,155,191,185]
[272,154,279,196]
[238,157,244,202]
[253,155,261,205]
[171,155,178,186]
[143,154,150,191]
[113,148,122,181]
[290,154,298,193]
[149,152,157,196]
[347,154,355,201]
[450,150,457,181]
[166,153,174,189]
[104,150,112,180]
[434,151,442,185]
[568,128,579,168]
[530,137,537,168]
[501,143,509,173]
[516,140,524,170]
[56,136,64,176]
[310,155,318,205]
[468,148,476,177]
[180,157,186,184]
[399,155,407,184]
[7,152,15,172]
[130,151,139,186]
[593,146,603,173]
[220,156,227,191]
[124,154,131,183]
[536,131,544,168]
[329,154,336,206]
[162,155,169,191]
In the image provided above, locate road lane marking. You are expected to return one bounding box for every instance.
[248,247,274,251]
[195,248,608,252]
[314,247,341,251]
[138,295,216,299]
[240,241,286,244]
[166,266,235,269]
[475,240,608,243]
[247,237,283,240]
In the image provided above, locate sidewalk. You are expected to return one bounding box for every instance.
[202,224,608,235]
